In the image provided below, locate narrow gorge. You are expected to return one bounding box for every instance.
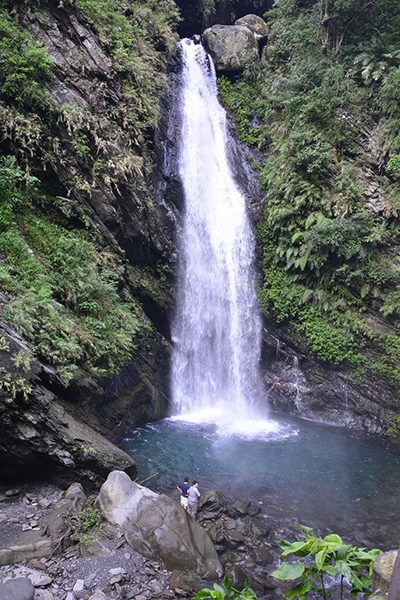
[0,0,399,497]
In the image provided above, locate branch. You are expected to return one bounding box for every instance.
[138,472,159,485]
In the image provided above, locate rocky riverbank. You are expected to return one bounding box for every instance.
[0,480,288,600]
[0,482,174,600]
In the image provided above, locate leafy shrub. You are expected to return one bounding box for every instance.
[386,154,400,176]
[66,504,102,550]
[2,220,146,383]
[259,265,361,364]
[192,575,259,600]
[299,214,374,273]
[217,76,263,147]
[0,156,38,232]
[353,34,400,85]
[79,507,101,532]
[378,65,400,118]
[272,524,381,600]
[0,10,53,107]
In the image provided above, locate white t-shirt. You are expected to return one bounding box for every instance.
[188,485,200,502]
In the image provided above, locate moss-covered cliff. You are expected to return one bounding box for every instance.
[0,0,181,483]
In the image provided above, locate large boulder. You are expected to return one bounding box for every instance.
[97,471,223,579]
[0,577,34,600]
[372,550,398,597]
[235,14,269,42]
[203,25,259,72]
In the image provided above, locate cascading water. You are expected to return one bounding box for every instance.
[171,39,274,434]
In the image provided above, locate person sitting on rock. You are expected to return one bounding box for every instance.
[177,476,190,510]
[187,480,201,519]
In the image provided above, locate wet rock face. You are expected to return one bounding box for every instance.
[261,323,400,436]
[196,490,280,596]
[0,320,169,486]
[154,51,186,216]
[0,387,137,487]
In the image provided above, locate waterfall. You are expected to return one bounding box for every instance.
[171,39,272,434]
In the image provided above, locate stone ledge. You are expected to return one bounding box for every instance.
[0,540,54,567]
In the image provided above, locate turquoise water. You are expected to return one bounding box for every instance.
[122,414,400,551]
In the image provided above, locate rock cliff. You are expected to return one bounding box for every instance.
[0,0,180,485]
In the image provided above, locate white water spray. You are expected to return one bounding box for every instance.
[171,40,274,435]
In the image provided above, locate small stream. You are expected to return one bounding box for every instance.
[123,414,400,552]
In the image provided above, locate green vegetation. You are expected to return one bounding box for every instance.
[192,576,259,600]
[79,507,101,532]
[0,156,148,385]
[68,505,102,550]
[74,0,179,141]
[0,352,34,400]
[0,0,179,194]
[0,0,179,392]
[1,0,399,403]
[218,0,400,392]
[272,524,381,600]
[0,8,53,108]
[218,76,264,147]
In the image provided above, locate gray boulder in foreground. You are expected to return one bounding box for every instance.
[97,471,223,579]
[203,25,259,72]
[0,577,34,600]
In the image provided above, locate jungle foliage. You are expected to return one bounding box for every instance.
[218,0,400,390]
[0,155,148,386]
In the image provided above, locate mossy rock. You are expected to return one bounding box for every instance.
[372,549,398,596]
